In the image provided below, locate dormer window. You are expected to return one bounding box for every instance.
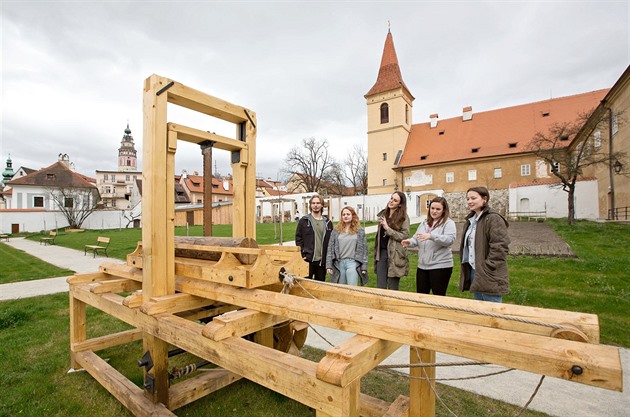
[46,174,56,180]
[420,155,428,161]
[471,148,480,153]
[509,142,517,148]
[560,136,569,141]
[438,130,445,136]
[542,111,550,117]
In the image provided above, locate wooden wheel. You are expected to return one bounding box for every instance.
[273,320,309,354]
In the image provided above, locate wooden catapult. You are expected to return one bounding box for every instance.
[68,75,623,417]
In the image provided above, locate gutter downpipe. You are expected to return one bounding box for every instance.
[606,104,616,220]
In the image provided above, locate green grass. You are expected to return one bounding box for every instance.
[0,293,549,417]
[0,243,74,284]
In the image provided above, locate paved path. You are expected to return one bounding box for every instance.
[0,236,628,416]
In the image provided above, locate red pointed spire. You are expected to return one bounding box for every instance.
[365,30,413,99]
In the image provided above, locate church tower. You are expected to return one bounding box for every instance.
[365,30,414,195]
[118,123,138,172]
[2,154,15,185]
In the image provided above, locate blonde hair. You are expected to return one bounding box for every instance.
[335,206,360,234]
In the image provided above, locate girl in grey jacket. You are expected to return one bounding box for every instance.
[326,206,369,286]
[402,197,456,295]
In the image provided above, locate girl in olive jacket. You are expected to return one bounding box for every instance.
[459,186,510,302]
[374,191,410,290]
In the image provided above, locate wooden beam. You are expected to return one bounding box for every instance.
[409,348,435,417]
[69,294,86,370]
[174,276,622,391]
[316,335,402,386]
[141,293,216,315]
[201,309,289,341]
[268,281,601,343]
[168,123,247,151]
[88,279,142,294]
[67,272,114,285]
[100,263,143,282]
[384,395,410,417]
[72,329,143,353]
[74,350,175,417]
[168,368,242,410]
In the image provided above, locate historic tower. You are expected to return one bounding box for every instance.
[118,123,138,172]
[1,154,15,185]
[365,30,414,195]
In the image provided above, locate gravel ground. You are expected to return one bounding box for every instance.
[453,220,575,257]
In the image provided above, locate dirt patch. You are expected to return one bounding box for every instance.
[453,221,575,257]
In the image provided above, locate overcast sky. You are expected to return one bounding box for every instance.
[1,1,629,181]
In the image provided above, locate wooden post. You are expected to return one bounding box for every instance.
[201,141,214,236]
[409,347,435,417]
[69,293,86,370]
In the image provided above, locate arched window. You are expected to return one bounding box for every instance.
[380,103,389,124]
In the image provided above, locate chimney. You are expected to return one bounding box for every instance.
[58,153,70,167]
[223,180,229,191]
[463,106,473,121]
[429,114,439,128]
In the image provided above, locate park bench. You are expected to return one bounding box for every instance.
[0,234,9,242]
[84,236,110,258]
[40,231,57,245]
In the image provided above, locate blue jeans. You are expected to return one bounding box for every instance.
[470,269,503,303]
[338,258,360,286]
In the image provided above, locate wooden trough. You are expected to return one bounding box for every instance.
[68,75,623,417]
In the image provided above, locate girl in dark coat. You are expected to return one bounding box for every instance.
[459,186,510,302]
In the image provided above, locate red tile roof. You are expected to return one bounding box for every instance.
[6,161,96,188]
[365,31,414,99]
[399,89,609,168]
[182,175,233,195]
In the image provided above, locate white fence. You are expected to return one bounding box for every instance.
[0,209,135,234]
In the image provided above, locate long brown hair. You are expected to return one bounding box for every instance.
[466,186,490,212]
[384,191,408,231]
[427,196,450,228]
[335,206,360,234]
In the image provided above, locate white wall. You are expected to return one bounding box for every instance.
[0,209,135,234]
[508,179,599,219]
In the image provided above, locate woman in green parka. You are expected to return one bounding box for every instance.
[374,191,410,290]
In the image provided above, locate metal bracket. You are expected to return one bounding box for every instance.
[143,373,155,395]
[137,351,153,372]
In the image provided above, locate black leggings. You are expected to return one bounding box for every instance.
[415,267,453,295]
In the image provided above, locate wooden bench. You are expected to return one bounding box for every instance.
[84,237,110,258]
[40,231,57,245]
[0,234,9,242]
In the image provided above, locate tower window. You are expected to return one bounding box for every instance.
[380,103,389,124]
[382,153,387,161]
[405,104,409,124]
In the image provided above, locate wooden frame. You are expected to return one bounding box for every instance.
[68,75,623,417]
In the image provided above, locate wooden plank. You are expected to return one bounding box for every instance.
[162,77,250,124]
[168,123,246,151]
[72,329,143,353]
[270,281,601,343]
[316,335,402,386]
[244,111,257,238]
[69,294,86,370]
[409,348,435,417]
[100,263,143,282]
[201,309,288,341]
[67,272,113,285]
[74,350,175,417]
[359,393,391,417]
[123,292,144,308]
[169,368,242,410]
[384,395,410,417]
[141,293,215,315]
[174,276,622,391]
[89,279,142,294]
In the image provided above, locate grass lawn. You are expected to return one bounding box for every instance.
[0,293,550,417]
[0,243,74,284]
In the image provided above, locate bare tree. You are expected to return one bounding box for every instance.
[527,110,626,225]
[46,186,100,229]
[282,137,336,193]
[344,144,368,195]
[325,162,348,196]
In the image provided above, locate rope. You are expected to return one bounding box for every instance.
[170,363,198,379]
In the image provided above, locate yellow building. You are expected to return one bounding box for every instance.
[365,31,627,219]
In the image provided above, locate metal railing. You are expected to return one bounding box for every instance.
[608,206,630,220]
